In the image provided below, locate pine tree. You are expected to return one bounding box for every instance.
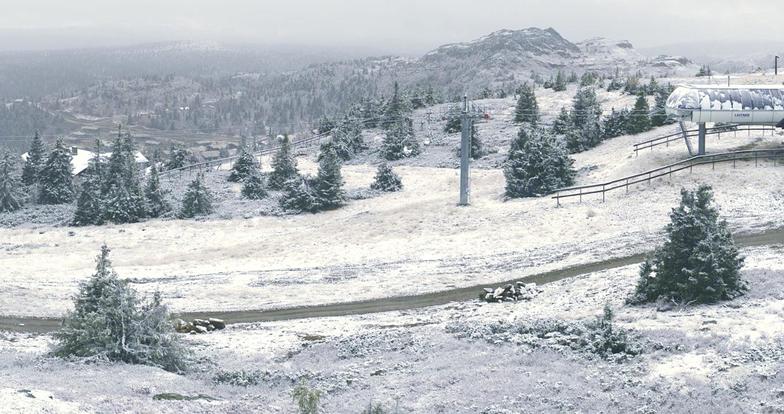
[102,131,146,223]
[444,105,463,134]
[651,90,670,127]
[0,151,23,212]
[551,107,573,136]
[268,135,300,190]
[53,245,188,373]
[456,123,484,160]
[21,131,47,185]
[382,82,405,129]
[144,165,170,218]
[279,176,320,214]
[514,83,539,125]
[228,146,257,182]
[313,142,345,210]
[626,94,652,134]
[504,127,575,198]
[553,71,567,92]
[241,167,267,200]
[381,118,419,161]
[72,172,104,226]
[370,163,403,192]
[567,88,605,153]
[164,144,188,170]
[38,138,74,204]
[602,108,631,139]
[630,185,746,305]
[572,88,602,130]
[180,174,214,218]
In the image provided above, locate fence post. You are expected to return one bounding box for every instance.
[602,185,605,203]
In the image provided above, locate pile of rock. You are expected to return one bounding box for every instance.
[479,281,541,303]
[174,318,226,334]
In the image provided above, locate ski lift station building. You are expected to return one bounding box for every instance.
[665,85,784,154]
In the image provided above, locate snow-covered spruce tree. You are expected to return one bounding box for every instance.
[268,135,300,190]
[164,144,188,171]
[571,87,602,130]
[279,176,321,214]
[504,127,575,198]
[331,117,366,161]
[0,151,23,213]
[514,83,539,125]
[102,132,146,224]
[651,90,671,127]
[444,104,463,134]
[370,163,402,192]
[381,118,420,161]
[566,116,603,154]
[551,107,573,136]
[630,185,746,305]
[626,94,652,134]
[144,165,170,218]
[228,146,258,182]
[180,173,214,218]
[602,108,631,139]
[553,71,567,92]
[53,245,188,373]
[455,123,484,160]
[241,166,267,200]
[313,142,345,210]
[72,170,104,226]
[21,131,47,185]
[38,138,74,204]
[567,88,604,153]
[382,81,406,130]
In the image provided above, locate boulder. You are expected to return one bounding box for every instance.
[193,325,209,334]
[173,319,190,333]
[193,318,211,327]
[208,318,226,330]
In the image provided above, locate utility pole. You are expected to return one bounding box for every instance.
[459,95,470,206]
[776,56,779,76]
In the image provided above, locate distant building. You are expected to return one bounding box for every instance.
[22,146,149,177]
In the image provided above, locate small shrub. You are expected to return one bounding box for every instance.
[53,245,188,373]
[213,370,263,387]
[370,164,402,192]
[292,381,322,414]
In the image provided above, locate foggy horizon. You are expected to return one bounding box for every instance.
[2,0,783,54]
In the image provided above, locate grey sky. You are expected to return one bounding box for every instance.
[1,0,782,53]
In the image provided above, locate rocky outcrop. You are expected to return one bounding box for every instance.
[479,281,541,303]
[174,318,226,334]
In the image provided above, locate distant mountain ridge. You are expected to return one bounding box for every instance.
[390,27,695,97]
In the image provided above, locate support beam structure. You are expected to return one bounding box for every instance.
[697,122,707,155]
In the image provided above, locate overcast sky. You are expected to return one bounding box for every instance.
[1,0,782,53]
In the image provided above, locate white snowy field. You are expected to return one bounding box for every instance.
[1,244,782,413]
[1,92,783,318]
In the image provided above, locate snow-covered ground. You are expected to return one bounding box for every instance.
[1,244,782,413]
[1,90,783,318]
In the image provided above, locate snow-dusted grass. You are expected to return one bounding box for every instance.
[2,245,782,413]
[1,93,783,317]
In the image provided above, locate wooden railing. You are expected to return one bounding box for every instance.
[633,124,778,155]
[553,148,784,205]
